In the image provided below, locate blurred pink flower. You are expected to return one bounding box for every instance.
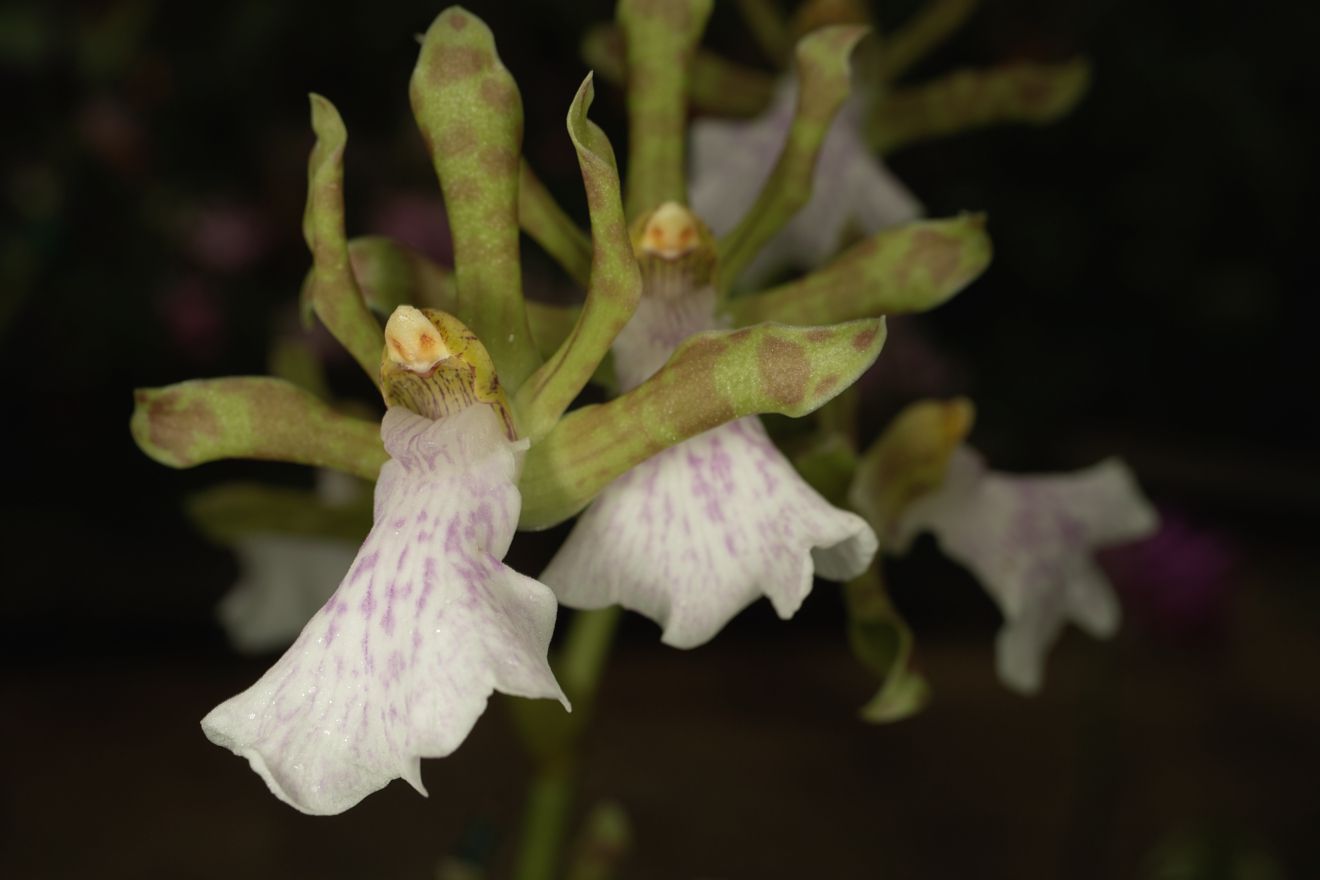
[1100,510,1238,638]
[185,201,274,273]
[156,276,225,362]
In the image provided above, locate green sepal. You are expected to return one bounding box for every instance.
[130,377,387,480]
[302,94,384,384]
[515,74,641,443]
[582,22,773,118]
[618,0,713,219]
[792,430,859,509]
[716,25,868,291]
[845,568,930,724]
[186,482,372,545]
[877,0,980,82]
[526,300,580,361]
[869,58,1092,154]
[848,396,975,539]
[520,160,593,287]
[349,235,456,316]
[518,317,887,529]
[410,7,540,389]
[724,215,991,327]
[267,335,330,401]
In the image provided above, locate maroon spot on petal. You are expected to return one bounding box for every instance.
[757,335,809,409]
[851,325,880,352]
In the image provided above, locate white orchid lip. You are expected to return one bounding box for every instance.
[385,304,452,373]
[201,404,567,814]
[638,201,702,260]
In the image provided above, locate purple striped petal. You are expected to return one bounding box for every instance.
[202,404,566,814]
[891,446,1158,693]
[542,416,876,648]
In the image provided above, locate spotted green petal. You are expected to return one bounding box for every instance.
[520,160,593,287]
[302,95,383,384]
[618,0,713,219]
[845,569,929,723]
[877,0,980,82]
[410,7,539,388]
[583,22,774,118]
[716,25,868,291]
[130,377,387,480]
[869,59,1092,154]
[723,215,990,327]
[519,317,887,529]
[516,75,641,443]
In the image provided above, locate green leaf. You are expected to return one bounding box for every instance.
[519,160,593,287]
[302,94,383,384]
[186,482,372,545]
[724,215,991,327]
[869,58,1092,154]
[845,569,930,724]
[410,7,540,389]
[516,74,641,442]
[877,0,981,82]
[130,377,387,480]
[618,0,713,219]
[519,317,887,529]
[716,25,868,290]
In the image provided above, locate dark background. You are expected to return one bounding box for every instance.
[2,0,1317,877]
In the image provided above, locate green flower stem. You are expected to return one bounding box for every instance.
[581,23,774,118]
[520,160,593,288]
[514,755,577,880]
[734,0,791,66]
[512,607,623,880]
[877,0,980,82]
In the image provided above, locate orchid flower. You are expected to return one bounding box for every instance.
[850,399,1159,697]
[131,6,910,814]
[518,2,990,647]
[892,445,1158,693]
[541,203,880,647]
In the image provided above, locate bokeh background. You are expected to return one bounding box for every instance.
[3,0,1317,877]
